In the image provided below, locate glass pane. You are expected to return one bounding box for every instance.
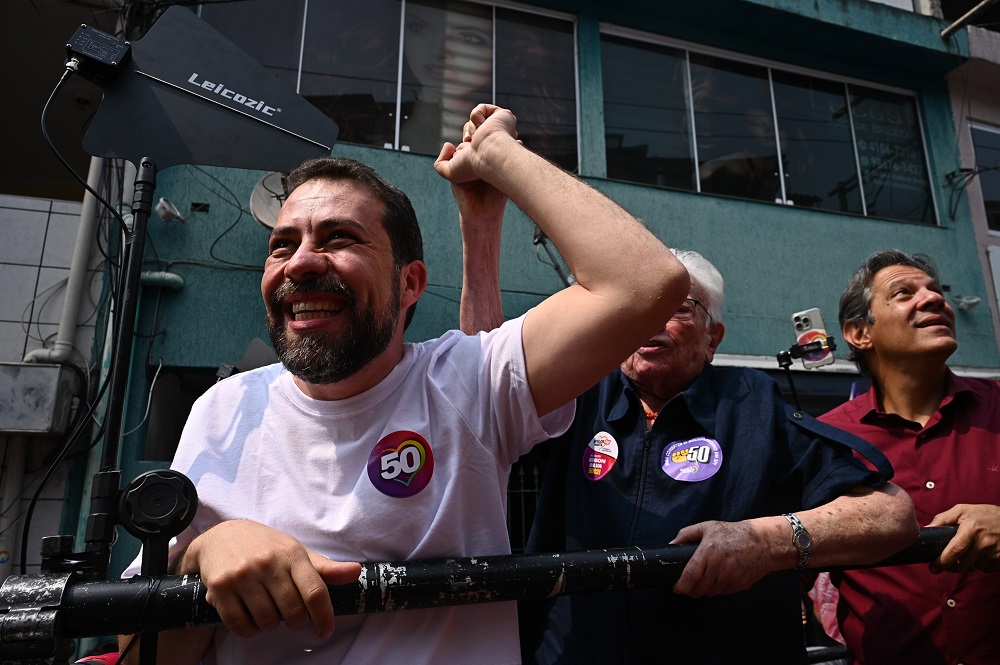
[496,9,578,172]
[850,86,935,224]
[771,71,862,214]
[601,36,693,190]
[300,0,401,149]
[399,0,494,155]
[690,54,780,202]
[200,0,304,90]
[971,126,1000,233]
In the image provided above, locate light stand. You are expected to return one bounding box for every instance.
[0,6,339,662]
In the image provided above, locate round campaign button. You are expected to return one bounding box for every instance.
[661,437,722,482]
[582,431,619,482]
[367,430,434,498]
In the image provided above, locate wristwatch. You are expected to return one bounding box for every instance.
[782,513,812,570]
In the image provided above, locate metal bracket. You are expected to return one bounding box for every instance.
[0,573,74,663]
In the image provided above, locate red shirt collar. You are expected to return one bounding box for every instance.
[858,367,979,423]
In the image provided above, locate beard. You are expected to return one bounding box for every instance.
[266,273,400,385]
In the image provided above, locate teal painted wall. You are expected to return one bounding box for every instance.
[133,121,998,377]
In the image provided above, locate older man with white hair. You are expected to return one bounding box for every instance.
[456,176,917,665]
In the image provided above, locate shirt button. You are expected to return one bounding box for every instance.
[793,412,803,419]
[946,598,957,608]
[926,481,935,489]
[917,432,927,440]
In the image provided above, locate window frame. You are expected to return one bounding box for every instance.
[599,22,940,225]
[268,0,580,162]
[970,122,1000,237]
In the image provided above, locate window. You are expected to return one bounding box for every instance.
[601,31,937,224]
[850,86,934,224]
[199,0,304,90]
[299,0,402,150]
[398,0,494,154]
[495,9,578,171]
[602,36,694,190]
[771,71,860,213]
[690,54,778,203]
[970,125,1000,234]
[201,0,578,169]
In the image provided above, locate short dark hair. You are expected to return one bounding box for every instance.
[283,157,424,328]
[838,249,940,376]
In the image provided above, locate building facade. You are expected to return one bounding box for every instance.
[4,0,999,586]
[97,0,1000,572]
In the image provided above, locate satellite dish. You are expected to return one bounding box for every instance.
[249,172,287,229]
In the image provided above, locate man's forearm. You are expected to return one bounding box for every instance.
[727,483,918,578]
[459,208,504,334]
[470,132,679,305]
[472,132,688,415]
[461,255,503,334]
[793,483,918,567]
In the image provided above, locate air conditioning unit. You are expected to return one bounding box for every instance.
[0,363,81,436]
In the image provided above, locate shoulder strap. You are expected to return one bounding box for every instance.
[798,408,894,483]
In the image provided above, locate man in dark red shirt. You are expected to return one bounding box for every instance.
[820,249,1000,665]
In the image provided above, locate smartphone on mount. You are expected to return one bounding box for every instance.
[791,308,835,369]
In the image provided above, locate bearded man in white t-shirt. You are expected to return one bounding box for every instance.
[118,104,690,665]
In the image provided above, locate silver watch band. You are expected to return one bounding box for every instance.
[782,512,812,570]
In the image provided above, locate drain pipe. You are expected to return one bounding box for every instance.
[140,272,185,290]
[941,0,1000,39]
[23,157,106,364]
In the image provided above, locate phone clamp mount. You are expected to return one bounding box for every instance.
[775,336,837,411]
[0,470,196,664]
[776,336,838,370]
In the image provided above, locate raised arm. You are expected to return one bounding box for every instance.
[452,132,507,334]
[670,483,918,598]
[436,104,689,415]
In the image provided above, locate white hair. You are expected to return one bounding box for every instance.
[670,248,724,324]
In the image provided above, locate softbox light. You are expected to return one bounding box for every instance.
[83,5,338,172]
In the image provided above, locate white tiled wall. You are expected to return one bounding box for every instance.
[0,193,101,578]
[0,194,101,366]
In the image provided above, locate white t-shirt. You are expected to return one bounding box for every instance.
[124,316,573,665]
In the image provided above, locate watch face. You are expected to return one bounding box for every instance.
[794,531,813,550]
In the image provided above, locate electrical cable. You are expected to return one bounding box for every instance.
[20,277,70,344]
[123,359,163,437]
[143,285,165,370]
[19,361,115,574]
[189,165,263,270]
[41,60,129,237]
[0,472,43,524]
[18,60,134,571]
[77,260,110,327]
[66,416,108,463]
[162,258,260,273]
